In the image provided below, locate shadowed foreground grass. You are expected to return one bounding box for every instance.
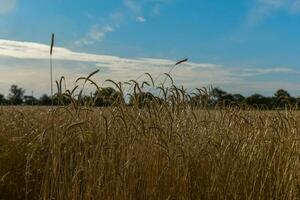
[0,105,299,199]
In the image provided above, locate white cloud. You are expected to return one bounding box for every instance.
[0,0,18,15]
[0,39,296,96]
[0,39,218,71]
[76,10,125,47]
[136,16,146,22]
[232,67,293,77]
[75,25,114,46]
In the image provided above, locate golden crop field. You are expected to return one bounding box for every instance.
[3,1,300,199]
[0,103,299,199]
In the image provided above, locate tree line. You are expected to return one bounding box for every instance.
[0,84,298,109]
[189,87,299,109]
[0,85,122,106]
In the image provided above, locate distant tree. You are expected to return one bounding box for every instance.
[94,87,122,107]
[0,94,7,105]
[129,92,156,107]
[218,94,235,106]
[296,97,300,107]
[246,94,273,109]
[79,94,94,106]
[39,94,52,105]
[190,93,212,107]
[210,87,227,106]
[274,89,293,108]
[205,88,247,107]
[232,94,245,103]
[53,94,71,106]
[8,85,25,105]
[212,88,227,99]
[274,89,290,99]
[24,95,39,105]
[191,90,245,108]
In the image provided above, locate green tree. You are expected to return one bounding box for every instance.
[129,92,157,107]
[274,89,290,99]
[0,94,7,105]
[246,94,273,109]
[190,93,212,107]
[94,87,122,107]
[274,89,293,108]
[232,94,245,103]
[24,95,39,105]
[212,88,227,99]
[211,88,229,106]
[218,94,235,105]
[8,85,25,105]
[39,94,52,105]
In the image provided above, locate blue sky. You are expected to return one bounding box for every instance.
[0,0,300,96]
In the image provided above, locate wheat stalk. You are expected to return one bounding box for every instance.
[50,33,55,106]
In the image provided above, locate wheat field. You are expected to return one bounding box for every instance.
[0,75,300,200]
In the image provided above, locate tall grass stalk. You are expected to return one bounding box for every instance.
[50,33,55,106]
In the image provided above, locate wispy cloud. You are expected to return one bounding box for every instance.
[136,16,146,23]
[0,39,296,96]
[77,10,126,47]
[0,0,18,15]
[76,0,170,46]
[75,25,114,46]
[151,5,162,16]
[232,67,293,77]
[124,0,171,17]
[247,0,300,25]
[289,0,300,13]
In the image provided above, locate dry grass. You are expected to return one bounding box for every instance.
[0,74,300,199]
[0,106,299,199]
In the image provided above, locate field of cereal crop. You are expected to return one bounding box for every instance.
[0,103,299,199]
